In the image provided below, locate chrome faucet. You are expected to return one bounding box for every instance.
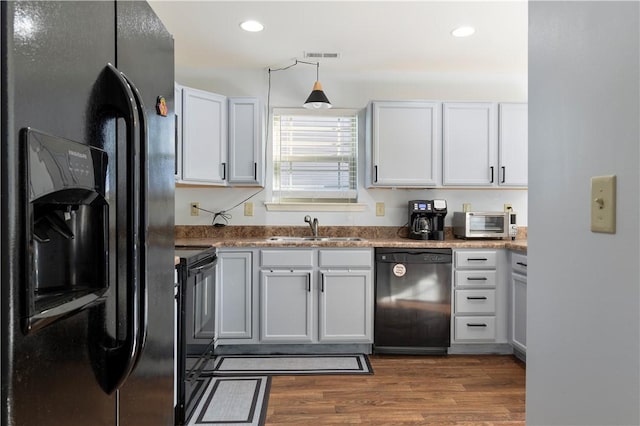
[304,215,319,237]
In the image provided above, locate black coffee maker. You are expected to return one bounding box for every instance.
[408,200,447,240]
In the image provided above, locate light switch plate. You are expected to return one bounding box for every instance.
[376,202,385,216]
[590,175,616,233]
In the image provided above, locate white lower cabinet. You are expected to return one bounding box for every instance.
[454,317,497,341]
[258,248,373,344]
[451,249,509,347]
[217,250,253,340]
[510,251,528,357]
[319,270,373,342]
[260,269,314,342]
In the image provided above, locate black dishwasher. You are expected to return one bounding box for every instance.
[374,248,452,354]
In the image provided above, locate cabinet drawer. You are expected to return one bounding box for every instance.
[511,252,528,276]
[455,289,496,314]
[455,270,497,287]
[319,249,372,268]
[455,251,497,269]
[260,250,314,267]
[454,316,496,341]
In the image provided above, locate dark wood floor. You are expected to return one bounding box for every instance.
[265,354,525,425]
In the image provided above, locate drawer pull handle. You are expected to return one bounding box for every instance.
[466,296,487,300]
[516,262,528,267]
[467,258,488,261]
[467,323,487,327]
[466,277,487,281]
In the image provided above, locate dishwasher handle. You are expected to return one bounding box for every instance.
[376,249,452,264]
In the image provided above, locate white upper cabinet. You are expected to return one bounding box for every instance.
[228,97,264,186]
[498,103,528,187]
[443,102,528,187]
[176,85,264,187]
[181,87,228,185]
[367,101,440,187]
[443,102,498,186]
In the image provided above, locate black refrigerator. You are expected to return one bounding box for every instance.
[1,1,176,425]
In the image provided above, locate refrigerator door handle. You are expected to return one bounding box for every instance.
[122,70,150,371]
[89,64,146,394]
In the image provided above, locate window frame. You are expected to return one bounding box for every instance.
[269,108,360,206]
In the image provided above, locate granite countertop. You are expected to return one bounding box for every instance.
[174,225,527,253]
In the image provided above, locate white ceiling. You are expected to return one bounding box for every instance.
[148,1,528,76]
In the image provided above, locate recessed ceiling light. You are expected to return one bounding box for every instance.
[240,20,264,32]
[451,26,475,37]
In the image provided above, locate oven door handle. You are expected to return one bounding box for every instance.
[188,257,217,276]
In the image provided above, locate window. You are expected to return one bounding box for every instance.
[272,109,357,204]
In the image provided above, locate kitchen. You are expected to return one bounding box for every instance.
[2,2,639,426]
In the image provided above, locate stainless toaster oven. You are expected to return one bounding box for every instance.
[452,211,513,239]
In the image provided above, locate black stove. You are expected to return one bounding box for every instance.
[174,245,217,425]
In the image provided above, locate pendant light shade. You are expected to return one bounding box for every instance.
[268,59,333,109]
[304,81,332,109]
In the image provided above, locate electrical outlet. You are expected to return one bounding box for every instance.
[504,203,513,212]
[190,202,199,216]
[591,175,616,233]
[375,202,385,216]
[244,202,254,216]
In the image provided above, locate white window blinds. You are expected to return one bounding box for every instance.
[272,110,358,203]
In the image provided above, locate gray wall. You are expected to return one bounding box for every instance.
[528,2,639,425]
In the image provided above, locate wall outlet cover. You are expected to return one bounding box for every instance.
[190,202,199,216]
[244,202,254,216]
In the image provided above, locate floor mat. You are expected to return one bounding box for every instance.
[187,376,270,426]
[207,354,373,376]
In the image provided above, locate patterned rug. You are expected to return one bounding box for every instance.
[187,376,270,426]
[207,353,373,376]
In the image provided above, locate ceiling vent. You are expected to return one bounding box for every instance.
[304,52,340,59]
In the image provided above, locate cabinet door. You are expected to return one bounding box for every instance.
[260,270,313,342]
[318,270,373,342]
[228,97,263,186]
[174,83,183,180]
[511,273,527,353]
[181,87,227,185]
[370,101,440,187]
[498,103,528,187]
[217,251,252,339]
[186,270,215,345]
[443,102,497,186]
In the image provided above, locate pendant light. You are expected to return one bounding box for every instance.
[303,62,332,109]
[268,59,332,109]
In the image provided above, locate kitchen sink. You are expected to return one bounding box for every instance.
[266,236,366,242]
